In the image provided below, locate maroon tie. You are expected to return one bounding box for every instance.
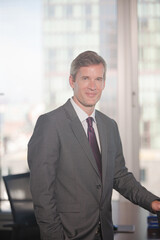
[86,117,102,179]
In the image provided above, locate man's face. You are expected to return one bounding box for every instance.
[69,63,105,114]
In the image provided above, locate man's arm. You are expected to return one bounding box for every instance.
[28,114,64,240]
[113,121,160,213]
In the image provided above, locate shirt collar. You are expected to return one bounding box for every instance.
[70,97,96,123]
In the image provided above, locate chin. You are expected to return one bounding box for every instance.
[85,102,96,107]
[87,99,99,106]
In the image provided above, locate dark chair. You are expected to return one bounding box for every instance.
[157,212,160,229]
[3,172,40,240]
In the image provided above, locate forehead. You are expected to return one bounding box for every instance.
[77,63,104,76]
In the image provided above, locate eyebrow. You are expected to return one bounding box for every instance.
[81,76,103,79]
[81,75,89,78]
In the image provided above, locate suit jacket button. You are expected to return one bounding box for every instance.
[96,184,101,189]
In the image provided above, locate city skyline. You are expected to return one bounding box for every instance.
[0,0,160,206]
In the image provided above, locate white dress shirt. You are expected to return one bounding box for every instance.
[70,98,101,151]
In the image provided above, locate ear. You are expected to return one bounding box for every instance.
[69,75,75,89]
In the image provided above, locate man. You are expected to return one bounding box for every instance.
[28,51,160,240]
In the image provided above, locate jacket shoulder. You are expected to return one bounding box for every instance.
[96,110,117,127]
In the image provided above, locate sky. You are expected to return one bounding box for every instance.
[0,0,43,103]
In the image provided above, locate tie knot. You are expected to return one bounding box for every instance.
[86,117,93,128]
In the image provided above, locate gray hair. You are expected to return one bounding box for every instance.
[70,50,107,81]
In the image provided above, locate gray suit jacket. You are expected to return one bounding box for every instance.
[28,99,158,240]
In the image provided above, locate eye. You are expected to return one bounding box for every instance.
[96,77,103,81]
[82,76,89,80]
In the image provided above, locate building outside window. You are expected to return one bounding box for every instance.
[138,0,160,196]
[0,0,118,210]
[0,0,160,212]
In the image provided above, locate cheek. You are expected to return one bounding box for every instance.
[95,81,103,89]
[97,87,104,94]
[73,83,79,91]
[75,84,86,93]
[73,85,83,96]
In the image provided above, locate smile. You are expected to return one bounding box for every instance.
[86,93,97,97]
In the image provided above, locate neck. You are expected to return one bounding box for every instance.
[72,96,95,116]
[86,107,94,116]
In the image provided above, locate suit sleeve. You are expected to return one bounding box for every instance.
[28,114,64,240]
[113,121,159,213]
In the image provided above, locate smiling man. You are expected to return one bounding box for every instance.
[28,51,160,240]
[69,63,105,115]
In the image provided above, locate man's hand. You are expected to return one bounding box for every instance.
[151,200,160,212]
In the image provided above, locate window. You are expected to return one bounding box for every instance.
[138,0,160,196]
[0,0,119,210]
[0,0,43,210]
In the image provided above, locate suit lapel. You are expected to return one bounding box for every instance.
[96,112,109,186]
[63,100,100,178]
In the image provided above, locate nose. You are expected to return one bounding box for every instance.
[88,80,96,90]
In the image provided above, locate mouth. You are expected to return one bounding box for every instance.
[86,92,97,98]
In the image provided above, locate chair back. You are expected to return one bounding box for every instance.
[3,172,36,226]
[157,212,160,229]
